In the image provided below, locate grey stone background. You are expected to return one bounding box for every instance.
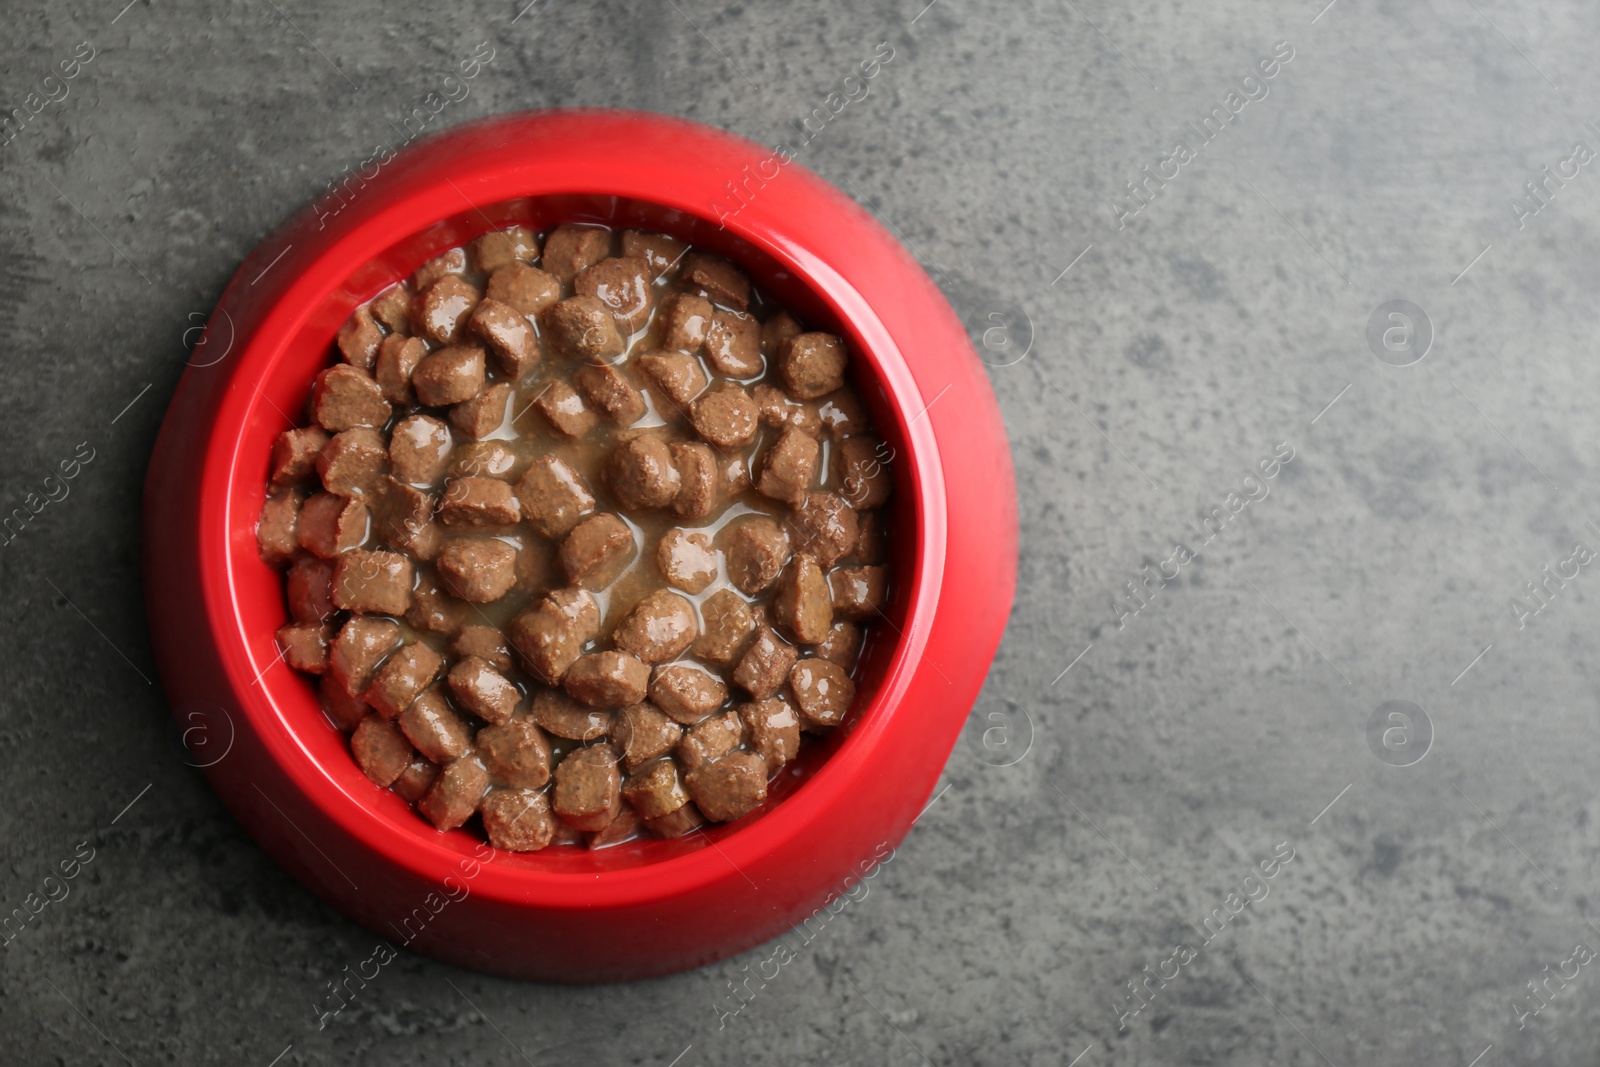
[2,0,1599,1063]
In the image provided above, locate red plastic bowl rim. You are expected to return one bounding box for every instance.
[197,110,954,909]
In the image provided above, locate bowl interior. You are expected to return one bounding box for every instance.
[235,193,924,873]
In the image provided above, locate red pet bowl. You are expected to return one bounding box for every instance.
[143,109,1017,982]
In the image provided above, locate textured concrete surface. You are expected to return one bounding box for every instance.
[3,0,1600,1063]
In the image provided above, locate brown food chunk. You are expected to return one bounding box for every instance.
[772,554,833,644]
[789,403,825,437]
[814,620,862,667]
[415,275,481,345]
[589,804,643,849]
[509,542,547,589]
[853,510,886,564]
[276,621,331,674]
[331,550,414,615]
[312,365,391,433]
[478,718,553,789]
[389,414,452,486]
[375,338,426,408]
[450,381,512,440]
[576,256,653,333]
[417,756,489,831]
[608,433,681,510]
[515,454,596,539]
[644,802,706,839]
[542,225,612,286]
[676,711,743,773]
[681,252,750,310]
[507,588,600,683]
[756,426,819,505]
[558,513,635,588]
[649,664,729,724]
[564,651,650,707]
[816,387,869,438]
[543,295,624,362]
[329,616,402,695]
[318,428,388,498]
[638,350,708,411]
[704,310,763,378]
[723,516,791,594]
[371,497,428,559]
[788,492,859,567]
[691,384,759,450]
[320,672,369,731]
[509,528,549,586]
[453,625,512,672]
[384,761,442,810]
[450,441,521,482]
[524,547,556,598]
[435,537,518,603]
[446,656,520,725]
[370,284,413,335]
[656,528,718,593]
[391,756,439,803]
[404,572,468,635]
[613,589,699,664]
[439,476,521,528]
[612,702,683,770]
[412,248,466,291]
[740,698,801,772]
[530,688,612,741]
[365,640,444,718]
[337,305,383,371]
[481,788,557,852]
[732,625,798,699]
[761,310,803,356]
[257,490,303,566]
[686,751,768,822]
[485,263,560,317]
[351,715,415,787]
[573,362,646,424]
[659,292,712,353]
[287,556,337,622]
[779,332,848,400]
[269,427,331,491]
[471,226,539,274]
[372,480,440,561]
[788,657,856,730]
[752,383,817,431]
[693,590,756,666]
[831,565,889,620]
[620,229,686,278]
[622,758,691,819]
[669,442,720,520]
[552,744,621,831]
[513,537,551,597]
[399,685,475,764]
[412,344,486,407]
[297,493,368,558]
[533,379,599,439]
[468,298,540,380]
[836,435,894,509]
[722,453,752,494]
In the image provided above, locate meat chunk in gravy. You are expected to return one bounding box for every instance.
[551,744,621,831]
[612,589,698,663]
[685,750,767,822]
[418,756,489,831]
